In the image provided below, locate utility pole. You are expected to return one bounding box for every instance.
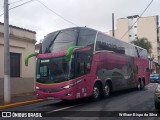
[4,0,11,104]
[112,13,115,37]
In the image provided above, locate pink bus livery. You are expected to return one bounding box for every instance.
[25,27,150,101]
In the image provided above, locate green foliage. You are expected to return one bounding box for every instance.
[132,37,152,53]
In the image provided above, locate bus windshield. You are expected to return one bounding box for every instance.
[42,29,78,53]
[36,57,70,84]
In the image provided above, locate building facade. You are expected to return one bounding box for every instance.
[110,15,160,65]
[0,22,36,97]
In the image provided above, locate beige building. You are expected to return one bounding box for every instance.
[0,22,36,97]
[110,15,159,64]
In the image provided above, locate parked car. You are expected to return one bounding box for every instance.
[150,74,160,83]
[154,84,160,109]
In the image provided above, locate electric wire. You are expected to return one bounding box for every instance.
[9,0,35,11]
[37,0,79,27]
[1,0,79,27]
[120,0,154,40]
[9,0,27,5]
[0,0,35,17]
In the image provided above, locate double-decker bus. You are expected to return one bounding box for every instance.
[26,27,150,101]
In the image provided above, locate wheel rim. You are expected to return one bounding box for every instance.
[138,82,140,89]
[94,87,99,99]
[104,85,110,96]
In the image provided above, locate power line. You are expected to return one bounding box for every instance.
[1,0,79,26]
[37,0,79,27]
[9,0,35,10]
[120,0,154,40]
[0,0,35,18]
[9,0,27,5]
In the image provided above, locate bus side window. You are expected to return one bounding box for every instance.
[75,61,90,77]
[85,62,91,73]
[78,62,85,75]
[77,61,91,76]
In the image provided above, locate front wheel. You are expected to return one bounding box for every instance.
[91,84,100,101]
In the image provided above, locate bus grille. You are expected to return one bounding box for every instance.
[39,88,63,93]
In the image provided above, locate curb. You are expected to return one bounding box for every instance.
[0,99,47,110]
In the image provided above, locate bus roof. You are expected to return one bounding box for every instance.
[46,27,147,52]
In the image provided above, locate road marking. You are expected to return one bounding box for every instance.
[46,103,85,114]
[0,99,47,110]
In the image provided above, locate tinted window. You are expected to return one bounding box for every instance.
[125,45,138,57]
[95,33,147,58]
[72,52,92,78]
[50,30,78,52]
[36,57,69,84]
[42,28,78,53]
[77,28,97,46]
[136,47,148,59]
[42,31,59,53]
[150,74,159,77]
[96,33,125,54]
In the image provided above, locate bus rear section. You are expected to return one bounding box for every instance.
[134,57,150,89]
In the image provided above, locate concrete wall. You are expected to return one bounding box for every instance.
[116,18,129,42]
[0,24,36,78]
[0,78,34,97]
[138,16,158,62]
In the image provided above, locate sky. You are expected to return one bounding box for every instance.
[0,0,159,43]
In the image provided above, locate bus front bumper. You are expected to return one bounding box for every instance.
[35,89,76,100]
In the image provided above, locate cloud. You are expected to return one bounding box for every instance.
[0,0,159,42]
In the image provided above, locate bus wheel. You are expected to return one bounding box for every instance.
[91,84,100,101]
[103,83,111,98]
[140,80,145,90]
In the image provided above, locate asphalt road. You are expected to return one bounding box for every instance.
[1,83,160,120]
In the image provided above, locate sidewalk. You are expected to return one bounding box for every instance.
[0,92,38,106]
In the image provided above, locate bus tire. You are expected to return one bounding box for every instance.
[103,83,111,98]
[140,80,145,90]
[91,84,100,101]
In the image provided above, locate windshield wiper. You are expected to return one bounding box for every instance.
[45,31,61,53]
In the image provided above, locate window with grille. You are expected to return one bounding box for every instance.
[10,53,21,77]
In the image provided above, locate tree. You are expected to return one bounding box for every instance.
[131,37,152,54]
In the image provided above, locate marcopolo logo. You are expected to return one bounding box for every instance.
[2,112,11,117]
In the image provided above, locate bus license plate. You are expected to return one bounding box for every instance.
[47,97,54,99]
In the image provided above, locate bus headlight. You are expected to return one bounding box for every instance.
[63,83,75,89]
[63,85,70,89]
[62,80,82,89]
[36,86,40,90]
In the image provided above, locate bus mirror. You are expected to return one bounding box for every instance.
[25,52,38,66]
[66,46,83,62]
